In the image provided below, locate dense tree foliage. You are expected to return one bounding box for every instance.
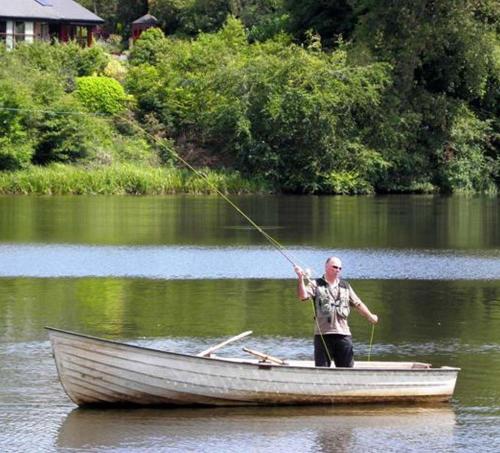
[0,2,498,193]
[78,1,288,40]
[350,0,500,192]
[0,42,154,169]
[284,0,358,47]
[78,0,148,37]
[127,19,390,192]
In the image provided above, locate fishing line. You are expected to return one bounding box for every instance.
[4,105,382,371]
[310,301,334,365]
[367,323,375,362]
[0,105,300,267]
[115,112,302,267]
[3,106,380,368]
[0,106,106,116]
[113,115,337,365]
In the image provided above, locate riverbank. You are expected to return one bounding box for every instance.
[2,164,497,196]
[0,164,271,195]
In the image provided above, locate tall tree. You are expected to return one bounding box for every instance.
[285,0,360,47]
[353,0,499,190]
[77,0,149,36]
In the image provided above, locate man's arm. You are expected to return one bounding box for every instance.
[349,286,378,324]
[355,302,378,324]
[294,265,314,301]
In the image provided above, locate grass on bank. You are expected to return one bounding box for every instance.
[0,164,272,195]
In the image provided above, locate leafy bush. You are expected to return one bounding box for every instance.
[76,76,129,115]
[128,28,170,66]
[104,58,128,82]
[12,40,108,79]
[31,97,108,164]
[437,105,496,193]
[0,77,35,170]
[0,136,33,171]
[0,41,153,170]
[127,17,391,193]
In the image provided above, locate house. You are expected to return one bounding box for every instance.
[0,0,104,49]
[131,13,159,42]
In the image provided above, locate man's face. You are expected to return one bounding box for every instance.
[325,257,342,280]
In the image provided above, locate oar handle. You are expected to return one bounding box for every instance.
[197,331,253,357]
[242,347,287,365]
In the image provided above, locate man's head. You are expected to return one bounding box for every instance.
[324,256,342,281]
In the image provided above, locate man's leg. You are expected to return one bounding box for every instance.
[314,335,332,367]
[332,335,354,368]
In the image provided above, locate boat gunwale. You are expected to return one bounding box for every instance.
[45,327,461,373]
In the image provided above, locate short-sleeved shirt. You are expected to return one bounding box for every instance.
[308,277,362,336]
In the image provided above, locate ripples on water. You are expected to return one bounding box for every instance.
[1,337,499,452]
[1,194,499,452]
[2,244,500,279]
[130,336,500,359]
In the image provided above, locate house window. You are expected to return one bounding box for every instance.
[14,21,25,43]
[34,22,50,41]
[0,21,6,43]
[74,26,88,46]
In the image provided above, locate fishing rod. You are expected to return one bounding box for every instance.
[1,105,374,364]
[115,112,302,267]
[0,105,300,267]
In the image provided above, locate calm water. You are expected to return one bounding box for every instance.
[0,194,499,452]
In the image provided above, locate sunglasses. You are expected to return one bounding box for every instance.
[331,265,342,270]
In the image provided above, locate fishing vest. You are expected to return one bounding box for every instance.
[314,277,351,323]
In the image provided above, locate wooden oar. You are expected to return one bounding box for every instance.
[242,347,288,365]
[197,331,253,357]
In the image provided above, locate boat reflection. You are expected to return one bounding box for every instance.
[57,405,456,451]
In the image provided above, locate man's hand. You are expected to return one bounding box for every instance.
[294,265,305,278]
[369,314,379,324]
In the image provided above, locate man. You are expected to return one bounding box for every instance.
[294,256,378,368]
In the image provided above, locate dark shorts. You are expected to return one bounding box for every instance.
[314,334,354,368]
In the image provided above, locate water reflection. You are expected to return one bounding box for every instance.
[2,278,499,346]
[0,193,499,451]
[0,194,498,249]
[57,406,456,452]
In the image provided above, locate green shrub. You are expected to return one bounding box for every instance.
[104,58,128,82]
[127,18,391,193]
[437,105,496,193]
[12,40,108,79]
[31,97,107,164]
[0,40,157,171]
[73,44,109,76]
[0,137,33,171]
[128,28,170,66]
[76,76,128,115]
[0,81,35,170]
[112,135,158,165]
[323,171,374,195]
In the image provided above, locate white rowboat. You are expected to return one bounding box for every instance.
[47,327,460,407]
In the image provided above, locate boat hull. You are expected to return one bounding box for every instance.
[47,328,459,407]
